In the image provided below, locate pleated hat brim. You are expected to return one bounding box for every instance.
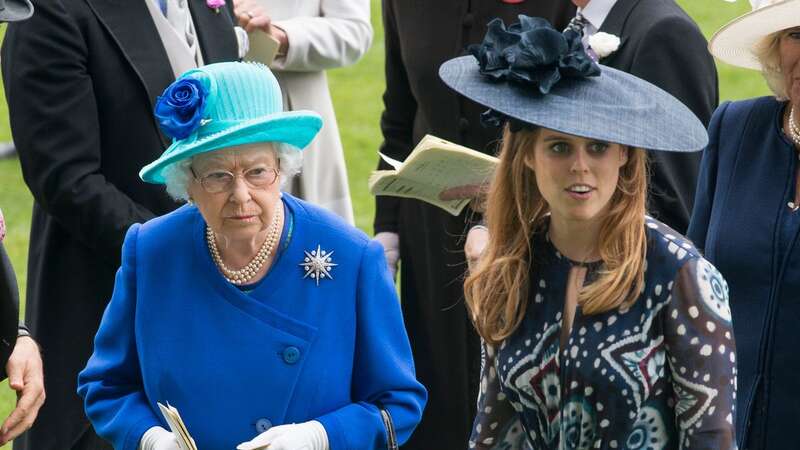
[709,0,800,70]
[439,56,708,152]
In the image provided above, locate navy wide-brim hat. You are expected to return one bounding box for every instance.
[439,17,708,152]
[0,0,33,22]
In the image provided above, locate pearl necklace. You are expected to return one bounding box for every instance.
[206,206,282,285]
[789,105,800,148]
[787,106,800,212]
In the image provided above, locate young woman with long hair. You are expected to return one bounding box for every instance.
[439,17,737,449]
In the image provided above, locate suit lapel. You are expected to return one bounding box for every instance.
[83,0,174,116]
[189,0,239,63]
[598,0,638,36]
[596,0,638,64]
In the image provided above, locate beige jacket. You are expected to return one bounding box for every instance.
[248,0,372,225]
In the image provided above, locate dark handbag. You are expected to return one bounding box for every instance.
[379,407,398,450]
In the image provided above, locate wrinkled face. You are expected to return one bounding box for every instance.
[525,128,628,224]
[188,143,282,242]
[780,27,800,102]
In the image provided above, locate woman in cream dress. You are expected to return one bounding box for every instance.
[233,0,372,224]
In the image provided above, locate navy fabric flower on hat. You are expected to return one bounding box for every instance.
[468,15,600,95]
[154,78,209,140]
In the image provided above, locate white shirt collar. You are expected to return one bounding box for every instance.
[578,0,618,32]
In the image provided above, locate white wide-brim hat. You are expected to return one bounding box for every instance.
[709,0,800,70]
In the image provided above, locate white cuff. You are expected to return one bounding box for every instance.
[139,426,172,450]
[309,420,330,450]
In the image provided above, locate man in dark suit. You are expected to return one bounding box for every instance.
[1,0,241,447]
[577,0,718,232]
[372,1,575,449]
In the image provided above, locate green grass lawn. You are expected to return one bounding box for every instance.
[0,0,767,447]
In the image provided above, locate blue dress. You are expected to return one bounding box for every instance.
[468,218,737,450]
[77,194,426,450]
[688,97,800,450]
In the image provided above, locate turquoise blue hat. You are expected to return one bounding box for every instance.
[140,62,323,184]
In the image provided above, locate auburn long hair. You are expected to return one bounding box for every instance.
[465,125,648,345]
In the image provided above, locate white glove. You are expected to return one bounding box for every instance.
[237,421,329,450]
[139,426,180,450]
[373,232,400,280]
[465,225,489,271]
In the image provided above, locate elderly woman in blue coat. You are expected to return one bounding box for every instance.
[77,62,426,450]
[688,1,800,448]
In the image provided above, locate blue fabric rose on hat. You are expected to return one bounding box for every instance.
[154,77,209,140]
[469,16,600,95]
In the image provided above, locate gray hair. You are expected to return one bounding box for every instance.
[162,142,303,202]
[753,31,787,99]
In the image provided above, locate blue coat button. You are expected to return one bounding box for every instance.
[255,418,272,433]
[283,346,301,364]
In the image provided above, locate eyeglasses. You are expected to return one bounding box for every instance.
[191,166,279,194]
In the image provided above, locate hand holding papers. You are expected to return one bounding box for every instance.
[369,135,498,216]
[234,0,282,63]
[247,31,281,63]
[156,401,275,449]
[157,403,198,450]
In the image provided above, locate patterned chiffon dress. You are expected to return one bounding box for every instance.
[469,218,737,450]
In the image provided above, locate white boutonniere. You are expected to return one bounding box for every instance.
[588,32,621,59]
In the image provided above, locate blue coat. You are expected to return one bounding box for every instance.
[77,194,427,450]
[688,97,800,450]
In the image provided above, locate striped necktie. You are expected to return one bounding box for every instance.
[564,13,588,36]
[565,13,599,60]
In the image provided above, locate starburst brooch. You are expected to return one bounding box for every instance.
[299,245,338,286]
